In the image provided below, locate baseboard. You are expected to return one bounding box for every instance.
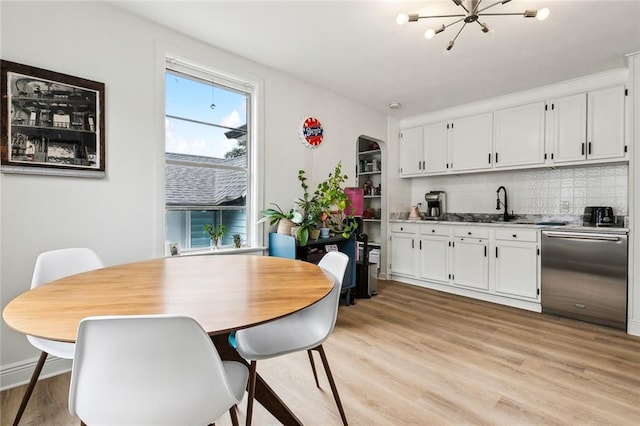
[0,355,71,392]
[390,274,542,313]
[627,318,640,337]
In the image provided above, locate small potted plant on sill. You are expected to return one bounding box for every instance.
[232,233,242,249]
[204,223,227,250]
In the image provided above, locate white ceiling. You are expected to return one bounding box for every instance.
[113,1,640,118]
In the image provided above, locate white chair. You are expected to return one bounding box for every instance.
[69,315,249,426]
[234,251,350,426]
[13,248,105,425]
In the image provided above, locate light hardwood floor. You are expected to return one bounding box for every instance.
[3,280,640,425]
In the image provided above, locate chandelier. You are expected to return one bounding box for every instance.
[396,0,550,51]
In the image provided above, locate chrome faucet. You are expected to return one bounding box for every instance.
[496,186,512,222]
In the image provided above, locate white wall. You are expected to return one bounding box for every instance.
[0,1,387,389]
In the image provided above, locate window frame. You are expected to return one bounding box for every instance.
[163,57,259,252]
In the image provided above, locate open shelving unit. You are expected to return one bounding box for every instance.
[356,138,384,248]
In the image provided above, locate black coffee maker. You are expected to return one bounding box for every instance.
[424,191,446,220]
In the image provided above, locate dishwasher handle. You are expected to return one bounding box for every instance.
[544,232,621,242]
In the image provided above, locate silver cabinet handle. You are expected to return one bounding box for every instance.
[545,232,620,242]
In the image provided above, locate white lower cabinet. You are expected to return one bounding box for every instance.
[418,230,450,283]
[452,237,489,291]
[493,229,540,300]
[390,224,417,276]
[390,223,541,310]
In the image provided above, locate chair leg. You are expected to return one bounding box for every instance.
[307,350,320,388]
[229,404,240,426]
[315,345,348,426]
[13,351,48,426]
[245,361,257,426]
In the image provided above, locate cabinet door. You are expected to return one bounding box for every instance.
[449,113,493,172]
[494,102,545,167]
[418,236,449,283]
[587,86,626,160]
[494,242,539,299]
[390,233,415,276]
[399,127,423,176]
[422,121,448,173]
[452,238,489,290]
[550,93,587,164]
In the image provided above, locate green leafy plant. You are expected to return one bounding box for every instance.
[257,203,303,226]
[203,223,227,247]
[314,162,357,239]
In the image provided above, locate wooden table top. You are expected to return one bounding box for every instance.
[3,255,334,343]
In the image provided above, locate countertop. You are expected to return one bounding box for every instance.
[389,218,629,234]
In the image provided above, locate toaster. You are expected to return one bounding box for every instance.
[583,206,614,226]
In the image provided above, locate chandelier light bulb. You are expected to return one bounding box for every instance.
[424,28,436,39]
[536,8,550,21]
[396,13,409,25]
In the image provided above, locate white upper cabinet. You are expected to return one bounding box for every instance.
[494,101,546,168]
[587,85,626,160]
[422,121,448,174]
[550,86,626,163]
[399,126,423,176]
[399,75,627,177]
[449,113,493,172]
[549,92,587,163]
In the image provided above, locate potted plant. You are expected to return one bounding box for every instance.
[314,162,357,239]
[203,223,227,249]
[232,233,242,249]
[295,170,323,244]
[257,203,303,235]
[294,201,325,246]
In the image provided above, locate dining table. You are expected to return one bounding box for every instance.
[3,254,335,425]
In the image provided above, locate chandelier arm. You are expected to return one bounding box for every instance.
[442,16,468,29]
[478,12,525,16]
[452,0,470,14]
[417,14,465,19]
[476,0,505,14]
[473,0,484,14]
[451,22,467,44]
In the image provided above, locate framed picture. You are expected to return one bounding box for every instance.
[325,244,338,252]
[1,60,105,177]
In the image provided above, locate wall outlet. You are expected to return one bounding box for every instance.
[560,200,570,213]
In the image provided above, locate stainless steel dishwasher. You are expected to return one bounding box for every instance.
[541,228,628,330]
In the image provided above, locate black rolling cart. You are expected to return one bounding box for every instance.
[355,230,378,298]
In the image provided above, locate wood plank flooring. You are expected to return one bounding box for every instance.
[3,280,640,425]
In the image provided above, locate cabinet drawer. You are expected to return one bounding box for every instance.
[390,223,418,234]
[454,227,489,239]
[421,224,450,236]
[495,228,538,242]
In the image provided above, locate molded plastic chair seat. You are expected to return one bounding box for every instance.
[234,295,337,360]
[69,315,248,426]
[13,248,105,425]
[235,251,350,425]
[26,336,75,359]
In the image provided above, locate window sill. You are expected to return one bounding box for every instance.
[174,246,268,257]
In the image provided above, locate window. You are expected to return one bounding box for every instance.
[164,60,253,250]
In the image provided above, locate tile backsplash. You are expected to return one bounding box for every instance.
[411,164,628,217]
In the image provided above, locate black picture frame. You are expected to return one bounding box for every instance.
[1,60,105,177]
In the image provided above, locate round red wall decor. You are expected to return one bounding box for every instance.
[299,116,324,148]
